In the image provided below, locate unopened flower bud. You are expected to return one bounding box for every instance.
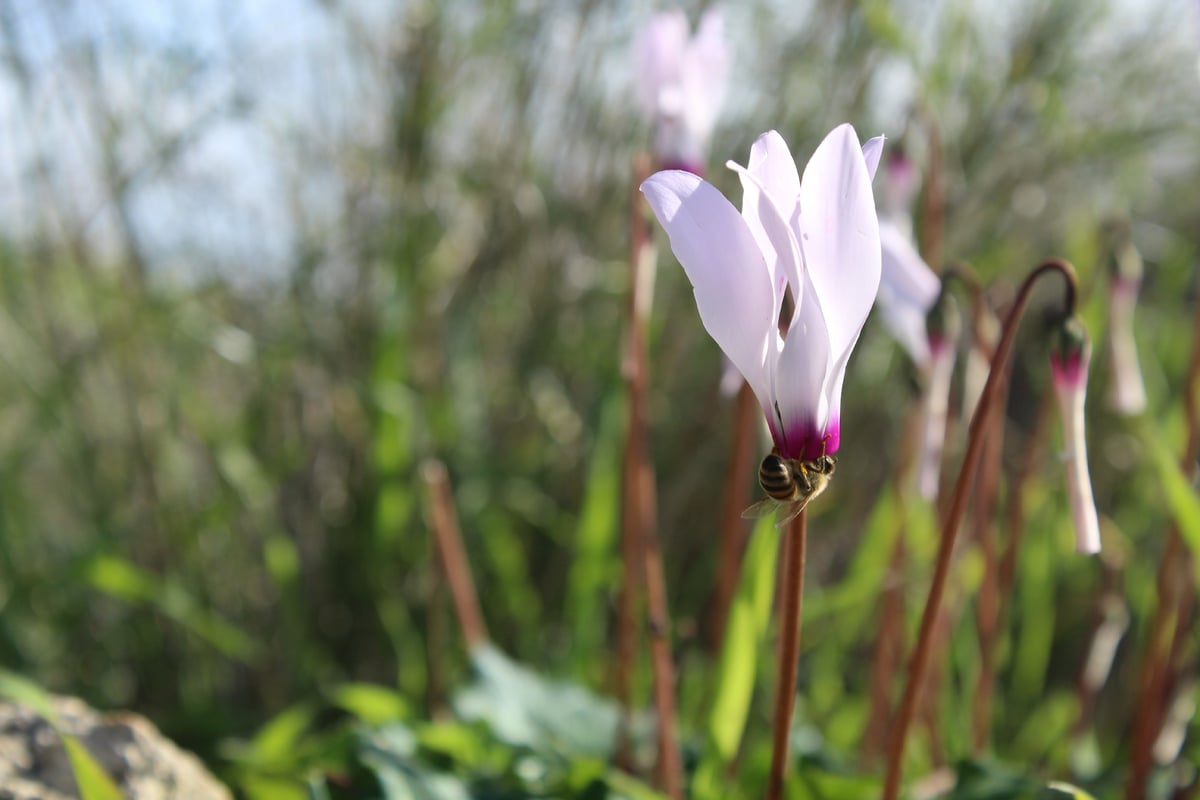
[1106,239,1147,415]
[1049,316,1101,554]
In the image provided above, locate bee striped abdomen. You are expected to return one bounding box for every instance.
[758,453,797,501]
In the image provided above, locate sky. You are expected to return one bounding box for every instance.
[0,0,1196,285]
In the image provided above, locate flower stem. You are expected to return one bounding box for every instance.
[970,355,1009,753]
[615,152,683,798]
[767,509,808,800]
[881,259,1078,800]
[422,459,488,651]
[1125,285,1200,799]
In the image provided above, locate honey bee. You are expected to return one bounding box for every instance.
[741,449,837,527]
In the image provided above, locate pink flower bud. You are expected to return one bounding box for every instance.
[1050,318,1101,554]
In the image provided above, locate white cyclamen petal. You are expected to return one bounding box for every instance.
[726,159,802,331]
[634,10,688,119]
[878,220,941,365]
[640,170,776,417]
[679,8,729,143]
[1107,281,1147,415]
[797,123,883,376]
[773,267,832,458]
[744,130,802,228]
[861,135,886,182]
[1053,353,1102,555]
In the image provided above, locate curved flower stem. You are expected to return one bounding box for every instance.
[1125,286,1200,800]
[970,352,1009,753]
[882,258,1078,800]
[767,509,808,800]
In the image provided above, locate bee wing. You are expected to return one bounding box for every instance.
[774,496,812,527]
[741,496,782,520]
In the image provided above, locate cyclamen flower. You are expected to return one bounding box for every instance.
[1050,317,1101,554]
[878,220,941,368]
[634,8,729,174]
[641,125,882,460]
[1106,238,1147,415]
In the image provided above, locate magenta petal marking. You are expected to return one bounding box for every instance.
[778,419,834,460]
[819,419,840,459]
[1051,351,1086,387]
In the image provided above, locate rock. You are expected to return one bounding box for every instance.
[0,695,231,800]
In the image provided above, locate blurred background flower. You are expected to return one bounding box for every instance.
[634,7,729,173]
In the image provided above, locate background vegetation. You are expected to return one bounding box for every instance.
[1,0,1199,797]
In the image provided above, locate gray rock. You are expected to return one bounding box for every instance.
[0,696,231,800]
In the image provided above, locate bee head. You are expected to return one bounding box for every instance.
[817,455,837,475]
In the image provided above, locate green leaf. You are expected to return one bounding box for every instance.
[86,555,261,661]
[706,516,779,762]
[0,671,122,800]
[565,393,623,671]
[62,735,124,800]
[358,724,471,800]
[0,669,60,720]
[453,644,632,759]
[238,775,310,800]
[1141,423,1200,588]
[332,683,411,726]
[1046,782,1097,800]
[85,555,156,602]
[236,703,318,769]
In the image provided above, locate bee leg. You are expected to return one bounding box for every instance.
[792,464,814,495]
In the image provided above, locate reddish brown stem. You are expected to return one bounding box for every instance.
[614,154,652,769]
[970,359,1009,753]
[882,259,1078,800]
[638,457,684,800]
[615,153,683,798]
[422,459,488,650]
[862,530,907,764]
[708,382,758,653]
[766,510,808,800]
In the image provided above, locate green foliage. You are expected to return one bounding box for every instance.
[0,671,124,800]
[706,517,779,765]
